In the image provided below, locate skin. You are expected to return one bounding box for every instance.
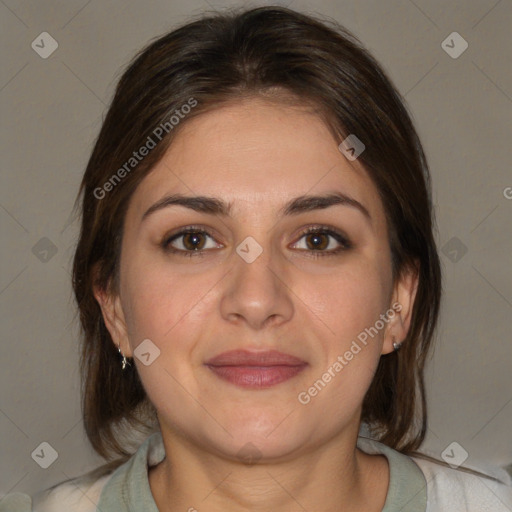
[95,96,418,511]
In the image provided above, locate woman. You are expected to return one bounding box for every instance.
[3,5,511,511]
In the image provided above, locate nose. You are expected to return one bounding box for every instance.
[219,240,294,331]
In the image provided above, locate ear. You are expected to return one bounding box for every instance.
[92,274,132,357]
[381,262,419,355]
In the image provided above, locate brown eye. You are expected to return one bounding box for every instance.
[161,227,221,257]
[292,226,352,257]
[304,232,329,250]
[181,232,207,251]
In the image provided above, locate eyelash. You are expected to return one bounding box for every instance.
[161,224,352,259]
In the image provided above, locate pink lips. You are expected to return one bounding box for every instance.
[205,350,307,389]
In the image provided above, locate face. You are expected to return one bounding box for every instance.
[97,96,416,461]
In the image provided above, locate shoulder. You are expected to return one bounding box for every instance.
[0,471,114,512]
[357,435,512,511]
[33,472,113,512]
[411,455,512,511]
[2,433,162,512]
[0,493,32,512]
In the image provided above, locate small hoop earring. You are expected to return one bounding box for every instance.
[117,344,131,370]
[392,336,403,352]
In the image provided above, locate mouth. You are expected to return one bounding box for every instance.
[204,350,308,389]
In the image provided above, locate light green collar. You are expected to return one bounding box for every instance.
[98,432,427,511]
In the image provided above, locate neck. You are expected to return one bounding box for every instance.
[149,427,389,512]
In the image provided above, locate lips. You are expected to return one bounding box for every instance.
[204,350,308,389]
[205,349,306,367]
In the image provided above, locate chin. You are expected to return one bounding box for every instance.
[217,433,303,464]
[210,415,307,462]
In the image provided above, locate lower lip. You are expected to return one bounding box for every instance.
[206,364,307,388]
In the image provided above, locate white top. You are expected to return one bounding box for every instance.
[2,433,511,511]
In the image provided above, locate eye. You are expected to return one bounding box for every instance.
[291,226,352,257]
[161,225,352,259]
[161,226,221,257]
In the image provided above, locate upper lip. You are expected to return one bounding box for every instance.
[205,350,307,367]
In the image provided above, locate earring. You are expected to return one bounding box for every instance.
[117,344,131,370]
[392,336,403,352]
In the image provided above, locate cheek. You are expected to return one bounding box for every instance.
[304,261,390,345]
[120,252,222,359]
[119,260,215,415]
[297,261,391,405]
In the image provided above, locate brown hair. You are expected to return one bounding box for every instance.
[72,5,441,466]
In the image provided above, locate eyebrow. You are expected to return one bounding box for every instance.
[141,192,371,223]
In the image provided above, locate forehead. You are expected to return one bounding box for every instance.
[127,97,385,224]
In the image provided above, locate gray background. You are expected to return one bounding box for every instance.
[1,0,511,497]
